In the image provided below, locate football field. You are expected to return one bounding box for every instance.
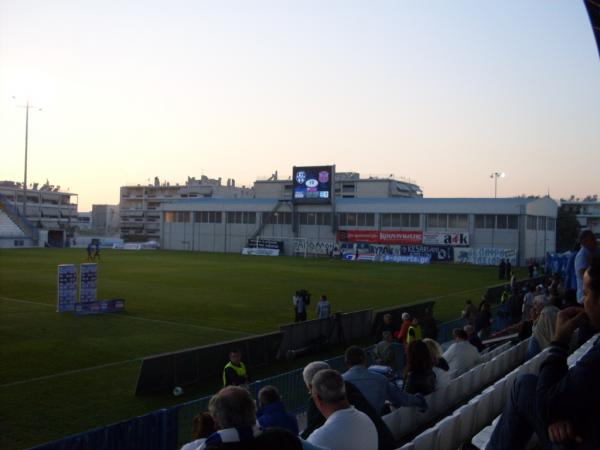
[0,248,519,449]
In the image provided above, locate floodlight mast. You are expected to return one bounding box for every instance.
[490,172,505,198]
[13,97,42,218]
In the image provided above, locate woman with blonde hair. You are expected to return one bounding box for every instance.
[423,338,451,389]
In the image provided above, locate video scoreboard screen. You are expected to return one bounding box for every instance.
[292,165,334,203]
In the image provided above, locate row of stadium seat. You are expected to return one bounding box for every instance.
[470,333,599,450]
[400,333,599,450]
[383,339,525,442]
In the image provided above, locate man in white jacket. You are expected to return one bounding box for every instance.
[443,328,482,376]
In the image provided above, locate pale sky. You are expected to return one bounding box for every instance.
[1,0,599,211]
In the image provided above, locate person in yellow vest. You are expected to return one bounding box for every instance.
[406,318,422,346]
[222,349,249,387]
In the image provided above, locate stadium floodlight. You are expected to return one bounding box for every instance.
[13,96,43,218]
[490,172,506,198]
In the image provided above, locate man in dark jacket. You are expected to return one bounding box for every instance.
[201,386,302,450]
[485,256,600,450]
[300,361,396,450]
[256,385,298,434]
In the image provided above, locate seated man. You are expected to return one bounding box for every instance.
[256,385,298,435]
[442,328,482,376]
[372,331,396,368]
[222,349,249,387]
[485,257,600,450]
[464,324,484,353]
[342,346,427,415]
[200,386,303,450]
[306,369,378,450]
[300,361,396,450]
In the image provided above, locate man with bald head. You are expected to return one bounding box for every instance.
[307,369,378,450]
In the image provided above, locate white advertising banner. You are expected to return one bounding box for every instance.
[422,232,469,246]
[454,247,517,266]
[242,247,280,256]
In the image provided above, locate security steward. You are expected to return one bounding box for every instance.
[222,349,249,387]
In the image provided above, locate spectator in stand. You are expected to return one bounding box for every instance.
[462,300,478,326]
[575,231,598,345]
[375,313,397,342]
[342,346,427,415]
[181,412,217,450]
[256,385,298,435]
[406,318,422,346]
[528,260,534,278]
[475,301,493,341]
[222,349,249,387]
[306,369,378,450]
[420,308,438,340]
[315,295,331,320]
[527,295,561,359]
[464,324,484,352]
[485,255,600,450]
[301,361,396,450]
[499,259,506,280]
[442,328,482,376]
[293,291,308,322]
[564,244,580,306]
[372,331,396,368]
[394,312,412,344]
[522,285,536,322]
[423,338,451,389]
[199,386,303,450]
[404,340,436,395]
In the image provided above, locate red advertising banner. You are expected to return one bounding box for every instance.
[338,230,423,245]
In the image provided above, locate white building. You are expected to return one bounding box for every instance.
[91,205,119,234]
[0,180,78,247]
[119,175,252,242]
[560,197,600,238]
[158,170,557,265]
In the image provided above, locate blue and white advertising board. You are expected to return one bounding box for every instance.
[57,264,77,312]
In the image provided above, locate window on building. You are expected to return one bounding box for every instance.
[263,211,292,225]
[475,214,496,229]
[380,213,420,228]
[527,216,537,230]
[547,217,556,231]
[195,211,222,223]
[427,213,448,229]
[338,213,374,227]
[342,184,355,193]
[173,211,190,223]
[538,216,546,230]
[299,212,332,226]
[448,214,468,228]
[227,212,254,224]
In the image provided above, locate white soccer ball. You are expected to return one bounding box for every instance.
[173,386,183,396]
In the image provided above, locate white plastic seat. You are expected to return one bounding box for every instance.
[433,415,458,450]
[454,402,477,444]
[413,427,438,450]
[473,390,494,431]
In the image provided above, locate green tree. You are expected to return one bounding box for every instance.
[557,208,581,252]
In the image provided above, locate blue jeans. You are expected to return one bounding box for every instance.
[527,336,541,360]
[486,374,554,450]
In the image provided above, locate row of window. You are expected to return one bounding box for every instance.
[165,211,557,231]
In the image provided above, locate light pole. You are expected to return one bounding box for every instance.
[490,172,505,198]
[14,98,42,218]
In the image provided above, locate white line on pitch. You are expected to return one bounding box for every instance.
[0,295,251,336]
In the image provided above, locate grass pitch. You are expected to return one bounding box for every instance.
[0,248,519,449]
